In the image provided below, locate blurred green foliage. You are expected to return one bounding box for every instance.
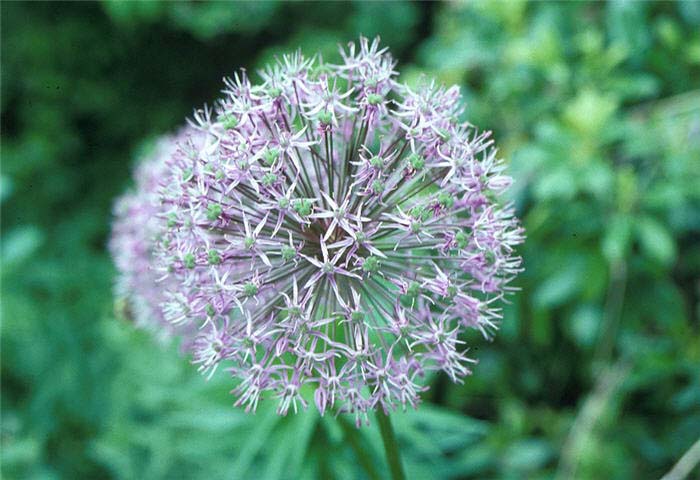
[2,2,698,479]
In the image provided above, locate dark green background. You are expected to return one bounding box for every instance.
[2,2,699,479]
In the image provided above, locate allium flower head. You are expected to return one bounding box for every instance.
[123,37,524,426]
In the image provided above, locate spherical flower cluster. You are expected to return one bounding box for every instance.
[112,38,524,426]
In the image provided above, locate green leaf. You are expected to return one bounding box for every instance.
[229,408,282,478]
[533,167,577,202]
[636,216,676,266]
[602,214,633,263]
[533,258,585,309]
[567,304,602,348]
[1,225,44,270]
[264,411,318,480]
[563,89,618,137]
[503,438,554,472]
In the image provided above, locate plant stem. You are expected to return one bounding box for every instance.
[593,260,628,371]
[660,436,700,480]
[555,359,631,480]
[375,410,406,480]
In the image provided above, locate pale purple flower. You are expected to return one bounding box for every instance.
[115,37,524,426]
